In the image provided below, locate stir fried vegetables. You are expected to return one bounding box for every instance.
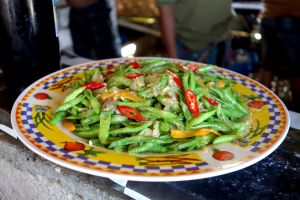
[51,59,251,154]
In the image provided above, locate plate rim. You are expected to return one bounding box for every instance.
[10,57,290,182]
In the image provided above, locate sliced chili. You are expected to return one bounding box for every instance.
[177,65,184,71]
[165,70,183,90]
[185,89,199,117]
[130,61,141,68]
[104,71,113,76]
[177,64,199,72]
[107,65,114,70]
[83,82,106,91]
[186,64,199,72]
[203,96,218,106]
[124,73,141,79]
[118,106,146,121]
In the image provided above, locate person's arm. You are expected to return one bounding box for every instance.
[158,4,177,58]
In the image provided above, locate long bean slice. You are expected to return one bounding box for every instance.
[109,121,153,135]
[99,111,112,144]
[213,135,237,144]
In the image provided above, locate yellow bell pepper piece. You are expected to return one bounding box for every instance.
[171,128,216,139]
[100,90,146,102]
[206,81,215,87]
[100,92,115,99]
[61,119,76,131]
[216,81,225,88]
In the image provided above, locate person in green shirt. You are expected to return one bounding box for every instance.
[157,0,235,64]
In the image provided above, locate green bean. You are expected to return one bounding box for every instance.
[89,137,121,146]
[81,98,89,107]
[70,106,77,116]
[114,145,125,152]
[223,88,249,115]
[213,135,237,144]
[182,71,189,90]
[148,145,167,153]
[231,120,251,136]
[156,96,181,112]
[187,145,197,151]
[166,116,185,130]
[109,135,153,148]
[75,126,97,132]
[109,121,153,135]
[87,91,100,114]
[110,115,128,124]
[178,138,201,150]
[110,135,173,148]
[196,65,215,73]
[191,121,233,132]
[189,71,196,91]
[74,129,98,138]
[180,97,192,121]
[88,138,102,146]
[142,60,170,73]
[160,73,169,89]
[140,107,177,119]
[222,105,247,120]
[50,111,67,125]
[159,120,170,132]
[201,97,212,110]
[99,111,112,144]
[178,134,215,150]
[185,109,217,129]
[139,59,161,64]
[129,141,157,154]
[210,87,224,99]
[108,76,132,88]
[63,86,85,103]
[55,94,86,113]
[81,114,99,126]
[140,111,157,119]
[116,101,149,107]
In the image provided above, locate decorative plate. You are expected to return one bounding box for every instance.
[11,57,290,181]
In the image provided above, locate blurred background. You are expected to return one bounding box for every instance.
[0,0,297,111]
[57,0,262,69]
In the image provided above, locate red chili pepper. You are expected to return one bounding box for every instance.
[124,73,141,79]
[203,96,218,106]
[104,71,113,76]
[177,65,184,71]
[177,64,198,72]
[186,64,199,72]
[107,65,114,70]
[185,89,199,117]
[212,150,234,161]
[63,142,85,151]
[130,61,141,68]
[118,106,146,121]
[83,82,106,91]
[248,100,265,109]
[165,70,183,90]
